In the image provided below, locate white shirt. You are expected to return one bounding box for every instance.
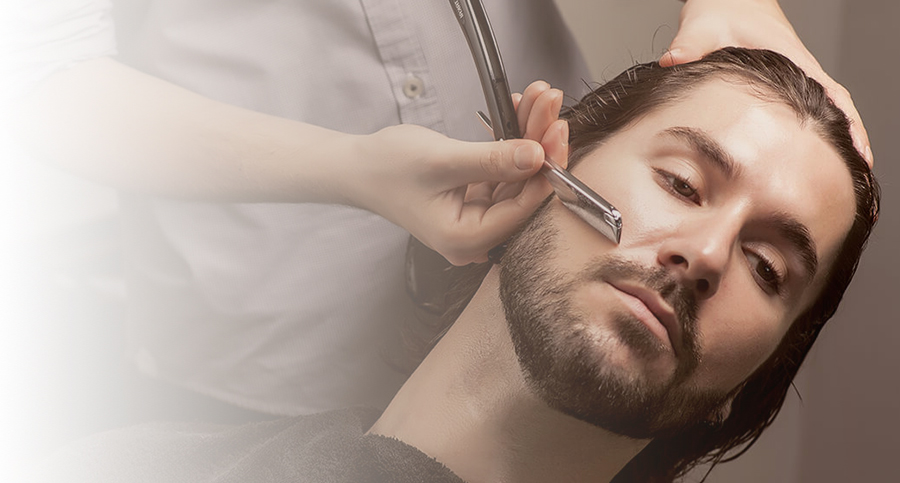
[11,0,591,415]
[0,0,116,107]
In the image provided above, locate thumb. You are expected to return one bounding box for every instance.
[661,33,715,67]
[444,139,544,187]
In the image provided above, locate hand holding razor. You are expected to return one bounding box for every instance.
[451,0,622,244]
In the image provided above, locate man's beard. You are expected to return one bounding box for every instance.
[499,204,733,439]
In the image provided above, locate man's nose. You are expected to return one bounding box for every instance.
[657,218,737,300]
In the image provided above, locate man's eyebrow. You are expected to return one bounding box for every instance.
[770,213,819,284]
[661,127,741,179]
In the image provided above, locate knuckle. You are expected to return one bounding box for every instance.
[832,83,850,98]
[443,253,469,267]
[482,147,505,177]
[444,233,481,265]
[441,229,463,247]
[439,247,470,267]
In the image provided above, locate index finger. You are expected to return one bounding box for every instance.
[828,83,872,167]
[793,62,873,167]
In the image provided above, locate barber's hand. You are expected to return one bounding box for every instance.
[348,82,567,265]
[663,0,873,167]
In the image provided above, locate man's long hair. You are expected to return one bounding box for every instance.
[400,48,880,482]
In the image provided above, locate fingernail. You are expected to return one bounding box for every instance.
[514,143,539,170]
[663,49,681,64]
[864,145,874,166]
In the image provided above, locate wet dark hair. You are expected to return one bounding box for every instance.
[402,48,880,481]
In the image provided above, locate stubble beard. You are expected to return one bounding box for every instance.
[498,204,733,439]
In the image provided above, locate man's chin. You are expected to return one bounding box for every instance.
[532,362,723,440]
[519,328,716,439]
[609,312,681,382]
[567,314,679,389]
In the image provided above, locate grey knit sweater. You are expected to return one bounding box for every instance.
[25,408,464,483]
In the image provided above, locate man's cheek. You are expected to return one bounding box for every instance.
[694,320,783,392]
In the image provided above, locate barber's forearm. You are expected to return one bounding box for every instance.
[9,57,355,204]
[8,56,565,265]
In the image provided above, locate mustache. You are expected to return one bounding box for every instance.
[580,256,701,360]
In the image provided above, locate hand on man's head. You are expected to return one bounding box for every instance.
[663,0,873,167]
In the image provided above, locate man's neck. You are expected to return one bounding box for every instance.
[368,268,650,483]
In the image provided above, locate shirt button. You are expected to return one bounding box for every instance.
[403,75,425,98]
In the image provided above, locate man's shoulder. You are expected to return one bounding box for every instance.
[358,432,465,483]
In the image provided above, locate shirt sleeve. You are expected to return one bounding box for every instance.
[0,0,117,107]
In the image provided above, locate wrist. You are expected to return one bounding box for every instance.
[338,129,390,213]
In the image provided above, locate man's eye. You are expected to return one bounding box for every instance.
[655,169,700,203]
[747,251,784,295]
[671,177,696,198]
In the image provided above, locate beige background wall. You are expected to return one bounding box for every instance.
[554,1,898,481]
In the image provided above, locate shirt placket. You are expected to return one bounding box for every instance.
[359,0,446,133]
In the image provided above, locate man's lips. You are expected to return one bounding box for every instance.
[609,281,682,355]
